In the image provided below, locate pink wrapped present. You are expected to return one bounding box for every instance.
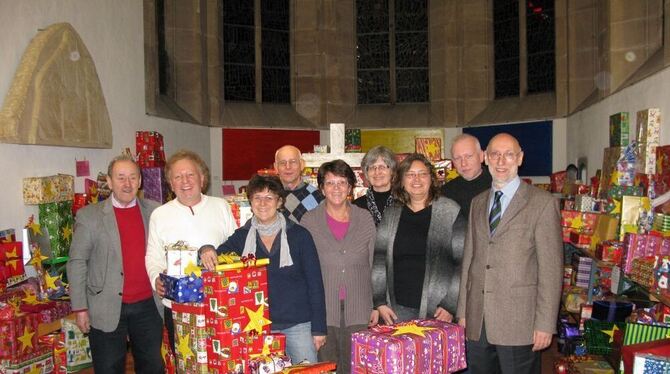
[351,319,466,374]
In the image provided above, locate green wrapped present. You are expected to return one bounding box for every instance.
[584,319,626,355]
[609,112,629,147]
[623,322,670,346]
[38,201,74,258]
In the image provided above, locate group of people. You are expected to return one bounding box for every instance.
[66,132,563,374]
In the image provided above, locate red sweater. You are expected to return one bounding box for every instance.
[114,205,153,303]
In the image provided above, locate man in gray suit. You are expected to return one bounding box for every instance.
[67,155,164,374]
[456,133,562,374]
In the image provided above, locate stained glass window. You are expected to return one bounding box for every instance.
[223,0,256,101]
[356,0,429,104]
[262,0,290,103]
[395,0,428,102]
[494,0,520,98]
[357,0,390,104]
[526,0,555,93]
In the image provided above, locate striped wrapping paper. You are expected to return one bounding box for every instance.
[623,322,670,346]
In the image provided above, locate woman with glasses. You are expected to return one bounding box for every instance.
[372,153,466,324]
[353,146,397,226]
[199,174,327,365]
[301,160,377,372]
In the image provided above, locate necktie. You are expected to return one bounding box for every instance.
[489,191,503,234]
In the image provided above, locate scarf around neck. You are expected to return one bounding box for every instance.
[242,213,293,268]
[366,188,394,225]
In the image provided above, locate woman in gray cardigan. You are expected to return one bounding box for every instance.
[301,160,377,373]
[372,153,467,324]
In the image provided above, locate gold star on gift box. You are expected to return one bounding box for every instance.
[18,326,35,351]
[391,323,436,338]
[176,333,194,360]
[601,325,619,343]
[243,304,271,334]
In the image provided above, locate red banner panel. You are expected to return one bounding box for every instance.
[222,129,320,180]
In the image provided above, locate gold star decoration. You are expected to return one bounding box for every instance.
[43,181,56,201]
[28,247,49,268]
[27,220,42,236]
[176,333,194,360]
[26,365,41,374]
[601,325,619,343]
[5,246,20,270]
[391,323,436,338]
[610,171,621,185]
[62,224,73,242]
[18,326,35,351]
[183,260,202,277]
[161,341,169,362]
[1,237,11,244]
[21,290,43,305]
[243,304,272,334]
[44,271,62,290]
[7,299,21,314]
[571,214,583,229]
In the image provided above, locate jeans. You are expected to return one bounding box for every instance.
[273,322,318,364]
[89,297,164,374]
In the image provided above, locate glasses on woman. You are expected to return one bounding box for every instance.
[367,164,389,172]
[405,171,430,179]
[324,180,349,189]
[487,151,520,162]
[252,195,278,203]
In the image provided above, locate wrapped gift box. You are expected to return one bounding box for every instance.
[599,147,626,198]
[351,319,466,374]
[0,312,39,359]
[630,257,656,287]
[551,171,567,194]
[246,333,286,357]
[19,300,71,324]
[61,318,92,372]
[172,302,208,374]
[623,322,670,346]
[160,273,204,303]
[636,108,661,145]
[0,242,26,288]
[204,258,271,372]
[634,353,670,373]
[561,210,598,233]
[136,131,166,168]
[583,319,626,357]
[22,175,74,205]
[575,194,597,212]
[620,196,652,241]
[166,243,199,277]
[596,241,624,264]
[38,333,66,374]
[0,344,53,374]
[38,201,74,258]
[0,229,16,243]
[609,112,630,147]
[280,362,337,373]
[620,338,670,373]
[247,354,292,373]
[141,167,171,204]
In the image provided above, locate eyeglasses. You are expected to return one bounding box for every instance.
[252,195,278,203]
[487,151,520,162]
[324,180,349,189]
[405,171,431,179]
[276,159,299,168]
[453,153,475,163]
[367,164,389,172]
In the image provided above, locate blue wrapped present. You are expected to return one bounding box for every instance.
[635,353,670,373]
[159,273,203,303]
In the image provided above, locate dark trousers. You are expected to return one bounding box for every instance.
[466,321,541,374]
[89,298,164,374]
[164,306,175,352]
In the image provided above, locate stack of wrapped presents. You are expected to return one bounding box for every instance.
[555,108,670,373]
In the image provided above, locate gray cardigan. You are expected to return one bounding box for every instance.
[372,196,466,317]
[301,203,376,327]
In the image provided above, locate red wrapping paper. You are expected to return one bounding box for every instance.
[0,312,39,359]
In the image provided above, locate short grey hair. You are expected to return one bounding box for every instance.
[361,145,397,180]
[450,133,481,156]
[107,154,139,177]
